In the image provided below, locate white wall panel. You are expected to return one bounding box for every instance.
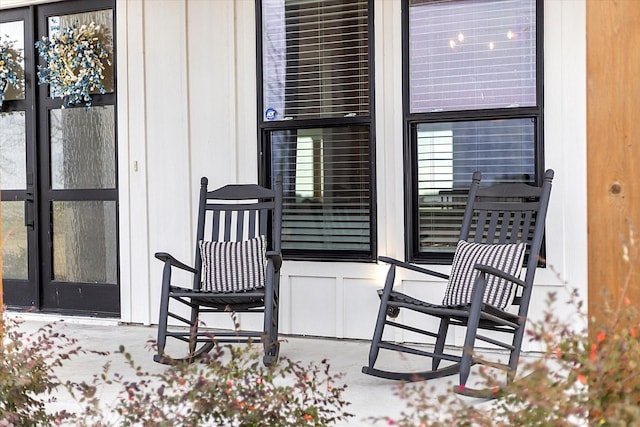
[234,0,259,184]
[539,0,588,317]
[289,276,337,337]
[187,0,237,188]
[4,0,587,343]
[343,277,386,340]
[375,0,404,261]
[117,0,151,323]
[143,0,193,324]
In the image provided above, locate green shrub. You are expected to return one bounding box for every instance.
[378,235,640,427]
[0,319,89,426]
[0,315,352,426]
[70,339,353,427]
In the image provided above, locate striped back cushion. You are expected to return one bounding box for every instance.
[442,240,526,309]
[199,235,266,292]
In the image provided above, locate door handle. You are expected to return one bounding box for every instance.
[24,192,34,228]
[24,172,34,228]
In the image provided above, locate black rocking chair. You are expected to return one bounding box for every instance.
[362,169,554,397]
[154,177,282,366]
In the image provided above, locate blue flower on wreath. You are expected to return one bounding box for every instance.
[0,35,22,105]
[35,21,110,107]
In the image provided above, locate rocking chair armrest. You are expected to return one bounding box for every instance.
[378,256,450,280]
[266,251,283,270]
[154,252,197,274]
[474,264,526,288]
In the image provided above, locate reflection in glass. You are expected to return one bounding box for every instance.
[1,201,28,280]
[416,118,535,253]
[271,126,371,252]
[0,20,26,101]
[0,111,26,190]
[262,0,369,120]
[417,119,535,189]
[49,9,114,94]
[409,0,537,112]
[52,200,117,284]
[50,106,115,189]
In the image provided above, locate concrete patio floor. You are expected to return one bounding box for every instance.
[9,312,507,426]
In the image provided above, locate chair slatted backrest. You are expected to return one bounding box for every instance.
[192,177,282,291]
[458,170,554,313]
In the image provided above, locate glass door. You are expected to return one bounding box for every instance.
[36,1,118,314]
[1,0,119,315]
[1,9,37,307]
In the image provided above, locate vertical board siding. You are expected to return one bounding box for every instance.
[187,0,238,186]
[119,0,152,323]
[36,0,586,341]
[143,0,193,323]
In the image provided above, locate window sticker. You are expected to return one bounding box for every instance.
[265,107,277,121]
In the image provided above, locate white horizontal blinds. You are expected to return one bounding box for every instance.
[262,0,369,120]
[409,0,537,113]
[417,119,535,253]
[272,127,371,251]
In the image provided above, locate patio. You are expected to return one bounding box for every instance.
[9,312,510,426]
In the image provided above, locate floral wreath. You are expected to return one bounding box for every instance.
[0,35,22,105]
[35,22,110,107]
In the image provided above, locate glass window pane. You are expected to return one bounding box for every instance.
[1,201,28,280]
[0,111,26,190]
[262,0,369,120]
[48,8,114,95]
[50,106,115,189]
[52,200,117,283]
[0,20,26,101]
[409,0,536,112]
[271,126,371,253]
[417,118,535,254]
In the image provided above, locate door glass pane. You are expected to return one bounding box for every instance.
[1,201,28,280]
[52,200,117,283]
[0,111,26,190]
[50,106,115,189]
[48,9,114,94]
[0,20,26,101]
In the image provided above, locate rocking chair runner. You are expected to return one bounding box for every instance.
[362,169,554,396]
[154,177,283,366]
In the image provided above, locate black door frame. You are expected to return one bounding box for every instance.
[1,6,38,307]
[1,0,119,315]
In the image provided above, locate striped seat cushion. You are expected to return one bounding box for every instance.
[199,235,266,292]
[442,240,526,309]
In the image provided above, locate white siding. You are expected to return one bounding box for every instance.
[1,0,588,349]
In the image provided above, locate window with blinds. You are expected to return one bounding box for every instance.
[409,0,537,113]
[405,0,543,262]
[259,0,374,260]
[416,119,536,254]
[270,127,371,255]
[262,0,369,121]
